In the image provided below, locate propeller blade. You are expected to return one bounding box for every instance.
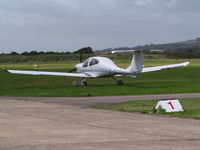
[80,49,83,63]
[68,68,77,73]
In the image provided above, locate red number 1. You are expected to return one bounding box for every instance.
[168,101,174,110]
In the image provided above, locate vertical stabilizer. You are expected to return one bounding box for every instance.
[127,51,144,74]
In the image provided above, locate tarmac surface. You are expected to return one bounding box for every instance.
[0,94,200,150]
[2,93,200,106]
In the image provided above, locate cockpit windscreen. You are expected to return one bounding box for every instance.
[89,58,99,66]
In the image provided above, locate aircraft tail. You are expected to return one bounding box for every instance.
[126,51,144,74]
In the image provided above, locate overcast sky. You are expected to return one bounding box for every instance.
[0,0,200,53]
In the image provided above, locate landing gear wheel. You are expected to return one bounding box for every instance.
[117,80,124,85]
[82,81,88,86]
[72,81,81,87]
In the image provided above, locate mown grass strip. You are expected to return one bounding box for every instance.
[0,59,199,97]
[93,98,200,119]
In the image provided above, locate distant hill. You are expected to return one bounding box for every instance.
[99,37,200,53]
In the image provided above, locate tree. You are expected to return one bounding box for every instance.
[10,51,19,55]
[73,47,93,54]
[28,51,39,55]
[21,51,29,55]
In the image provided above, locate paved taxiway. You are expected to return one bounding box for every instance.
[0,95,200,150]
[2,93,200,106]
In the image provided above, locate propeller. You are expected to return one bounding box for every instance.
[68,49,83,73]
[68,68,77,73]
[80,49,83,63]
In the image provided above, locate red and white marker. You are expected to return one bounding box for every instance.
[155,99,184,112]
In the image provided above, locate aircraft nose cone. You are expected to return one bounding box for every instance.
[76,64,81,69]
[75,64,82,72]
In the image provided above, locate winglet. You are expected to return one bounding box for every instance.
[183,62,190,66]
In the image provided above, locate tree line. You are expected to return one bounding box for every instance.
[0,46,200,64]
[0,47,94,56]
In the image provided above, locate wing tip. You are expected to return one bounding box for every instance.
[183,62,190,66]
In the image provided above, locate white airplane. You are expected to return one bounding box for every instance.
[5,50,189,86]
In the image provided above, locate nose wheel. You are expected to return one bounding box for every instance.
[116,79,124,85]
[112,77,124,85]
[72,81,81,86]
[72,78,88,87]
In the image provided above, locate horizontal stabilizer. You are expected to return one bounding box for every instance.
[111,49,163,54]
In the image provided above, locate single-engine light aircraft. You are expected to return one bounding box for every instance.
[5,50,189,86]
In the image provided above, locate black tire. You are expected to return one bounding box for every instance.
[72,81,81,87]
[117,80,124,85]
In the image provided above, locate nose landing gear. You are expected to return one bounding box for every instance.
[72,78,88,87]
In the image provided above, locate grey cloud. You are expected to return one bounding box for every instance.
[0,0,200,53]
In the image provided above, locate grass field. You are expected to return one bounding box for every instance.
[0,59,200,97]
[93,98,200,119]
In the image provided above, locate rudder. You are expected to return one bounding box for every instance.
[127,51,144,74]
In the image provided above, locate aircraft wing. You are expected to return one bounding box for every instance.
[142,62,189,73]
[5,69,96,78]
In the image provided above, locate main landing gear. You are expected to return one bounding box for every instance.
[72,78,88,87]
[112,77,124,85]
[72,77,124,86]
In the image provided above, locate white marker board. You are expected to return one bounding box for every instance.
[155,99,184,112]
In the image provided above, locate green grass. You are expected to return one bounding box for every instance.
[0,59,200,97]
[93,98,200,119]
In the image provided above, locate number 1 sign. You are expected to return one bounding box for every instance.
[155,99,184,112]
